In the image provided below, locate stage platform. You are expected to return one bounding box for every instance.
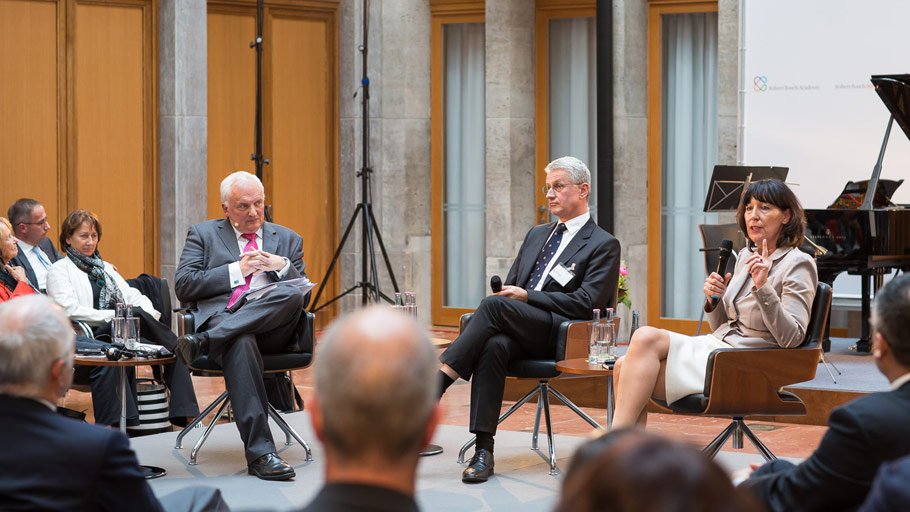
[136,411,791,512]
[502,337,888,426]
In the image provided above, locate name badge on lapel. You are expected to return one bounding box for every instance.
[549,263,575,287]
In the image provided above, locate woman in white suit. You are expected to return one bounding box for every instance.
[612,180,818,428]
[47,209,198,426]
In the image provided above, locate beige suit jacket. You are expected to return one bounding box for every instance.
[706,245,817,348]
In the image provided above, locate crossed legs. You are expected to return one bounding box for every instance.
[612,326,671,429]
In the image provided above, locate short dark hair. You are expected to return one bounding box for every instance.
[59,210,102,251]
[872,274,910,366]
[736,179,806,251]
[7,198,41,228]
[556,429,761,512]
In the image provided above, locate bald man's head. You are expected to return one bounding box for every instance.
[314,306,438,460]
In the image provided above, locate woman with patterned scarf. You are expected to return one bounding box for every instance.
[46,209,198,427]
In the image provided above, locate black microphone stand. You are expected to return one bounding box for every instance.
[310,0,399,312]
[250,0,272,222]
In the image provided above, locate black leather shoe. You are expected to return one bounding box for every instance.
[462,448,494,483]
[248,453,295,481]
[175,334,207,365]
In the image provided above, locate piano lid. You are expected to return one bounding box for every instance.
[828,179,904,209]
[871,74,910,142]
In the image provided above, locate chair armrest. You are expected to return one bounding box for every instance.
[459,313,473,334]
[702,346,820,415]
[71,320,94,339]
[557,320,590,361]
[173,304,196,336]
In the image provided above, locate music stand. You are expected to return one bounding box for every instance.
[703,165,788,212]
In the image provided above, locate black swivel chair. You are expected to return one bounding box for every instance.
[173,306,314,465]
[455,314,603,476]
[652,281,832,462]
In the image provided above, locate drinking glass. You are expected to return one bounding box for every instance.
[123,317,141,351]
[588,309,602,364]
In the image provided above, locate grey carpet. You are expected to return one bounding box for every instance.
[788,337,889,393]
[135,411,778,512]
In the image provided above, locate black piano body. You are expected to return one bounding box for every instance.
[803,73,910,352]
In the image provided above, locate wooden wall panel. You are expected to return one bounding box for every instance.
[0,0,61,243]
[207,9,256,219]
[269,12,336,320]
[72,2,147,277]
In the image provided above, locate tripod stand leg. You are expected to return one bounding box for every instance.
[367,204,400,293]
[311,204,364,311]
[363,203,382,302]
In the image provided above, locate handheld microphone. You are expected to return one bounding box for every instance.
[490,275,502,293]
[708,239,734,309]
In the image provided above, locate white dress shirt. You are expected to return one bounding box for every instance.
[534,211,591,291]
[17,240,52,290]
[227,226,290,290]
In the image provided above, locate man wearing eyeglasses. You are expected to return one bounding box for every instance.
[7,198,61,292]
[437,156,621,483]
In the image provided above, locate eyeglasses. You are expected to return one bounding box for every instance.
[540,182,575,195]
[20,219,49,227]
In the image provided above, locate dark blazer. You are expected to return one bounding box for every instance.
[174,218,306,329]
[858,453,910,512]
[299,483,419,512]
[506,218,620,326]
[743,381,910,512]
[10,237,61,291]
[0,394,162,512]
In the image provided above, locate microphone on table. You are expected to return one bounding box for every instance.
[707,239,734,309]
[490,275,502,293]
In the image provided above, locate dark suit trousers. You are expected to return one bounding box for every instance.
[440,295,556,435]
[200,285,306,463]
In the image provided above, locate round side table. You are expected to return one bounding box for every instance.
[555,358,615,428]
[75,354,176,479]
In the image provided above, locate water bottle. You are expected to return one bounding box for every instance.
[113,303,125,347]
[630,310,640,341]
[588,308,601,364]
[599,308,616,363]
[124,304,140,351]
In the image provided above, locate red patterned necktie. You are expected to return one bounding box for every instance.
[227,233,259,308]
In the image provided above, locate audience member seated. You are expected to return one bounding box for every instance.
[300,305,439,512]
[0,217,37,301]
[174,171,310,481]
[858,454,910,512]
[0,295,228,512]
[740,273,910,511]
[556,429,761,512]
[612,179,817,428]
[46,209,198,427]
[7,198,61,292]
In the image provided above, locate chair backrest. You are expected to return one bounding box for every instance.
[699,223,747,277]
[802,281,832,347]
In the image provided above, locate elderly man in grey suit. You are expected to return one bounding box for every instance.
[175,171,309,481]
[7,198,61,292]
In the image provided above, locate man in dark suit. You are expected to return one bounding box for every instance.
[174,171,309,481]
[301,306,439,512]
[0,295,226,512]
[741,273,910,511]
[438,156,621,483]
[7,198,61,292]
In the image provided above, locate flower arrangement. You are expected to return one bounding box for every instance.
[617,261,631,309]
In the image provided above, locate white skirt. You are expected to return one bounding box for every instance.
[664,332,732,405]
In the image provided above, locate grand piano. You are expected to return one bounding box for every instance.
[805,74,910,352]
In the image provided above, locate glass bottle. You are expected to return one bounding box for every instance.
[588,308,601,364]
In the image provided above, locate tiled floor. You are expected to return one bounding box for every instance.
[62,327,829,461]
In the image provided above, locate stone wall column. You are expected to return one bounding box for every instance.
[159,0,208,292]
[485,1,536,279]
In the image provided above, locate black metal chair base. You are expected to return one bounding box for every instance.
[142,465,167,479]
[703,417,777,463]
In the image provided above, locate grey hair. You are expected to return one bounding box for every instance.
[0,295,75,396]
[315,306,437,459]
[7,198,41,227]
[220,171,265,204]
[545,156,591,185]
